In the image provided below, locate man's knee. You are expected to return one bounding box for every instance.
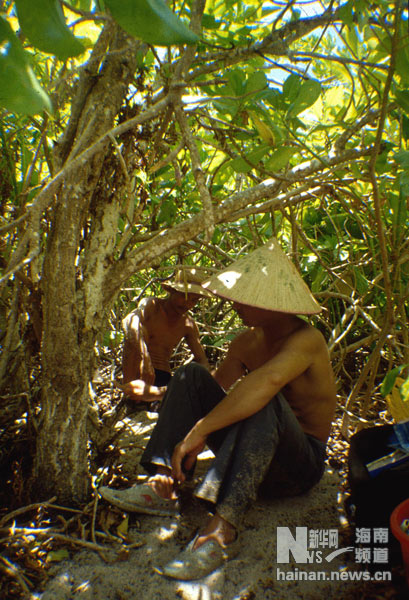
[175,361,209,382]
[170,362,216,405]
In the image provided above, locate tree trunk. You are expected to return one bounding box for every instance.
[31,25,139,503]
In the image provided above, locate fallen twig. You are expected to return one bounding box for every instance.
[0,555,33,593]
[0,497,57,528]
[91,492,98,545]
[0,526,111,554]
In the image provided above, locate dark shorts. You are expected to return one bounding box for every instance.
[154,369,172,387]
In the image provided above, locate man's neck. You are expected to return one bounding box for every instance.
[161,298,183,322]
[261,313,304,343]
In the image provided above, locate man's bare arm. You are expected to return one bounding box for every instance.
[213,335,247,391]
[122,306,155,384]
[171,328,321,481]
[197,329,320,433]
[115,379,166,403]
[184,319,210,370]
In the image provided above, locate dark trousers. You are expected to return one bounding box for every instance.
[141,363,326,527]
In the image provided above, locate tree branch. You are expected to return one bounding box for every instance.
[341,1,402,434]
[174,103,214,239]
[187,7,342,81]
[103,145,374,306]
[288,51,390,70]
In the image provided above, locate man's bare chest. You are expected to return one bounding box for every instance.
[145,315,186,350]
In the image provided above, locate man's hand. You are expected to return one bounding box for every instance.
[171,428,207,483]
[115,379,166,402]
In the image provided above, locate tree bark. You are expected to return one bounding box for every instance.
[31,24,139,503]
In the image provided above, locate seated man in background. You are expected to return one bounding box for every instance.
[117,271,211,407]
[102,240,336,580]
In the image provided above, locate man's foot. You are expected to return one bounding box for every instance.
[155,514,239,580]
[192,513,237,550]
[99,482,179,516]
[99,470,179,517]
[146,472,178,501]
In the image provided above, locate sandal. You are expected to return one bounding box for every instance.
[155,534,240,580]
[98,483,179,517]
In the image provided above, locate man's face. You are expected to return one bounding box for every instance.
[232,302,276,326]
[169,291,201,314]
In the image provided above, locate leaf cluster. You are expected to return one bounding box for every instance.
[1,0,409,509]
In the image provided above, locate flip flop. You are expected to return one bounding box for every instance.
[98,483,179,517]
[155,534,240,580]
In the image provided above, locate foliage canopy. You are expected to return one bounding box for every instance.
[0,0,409,503]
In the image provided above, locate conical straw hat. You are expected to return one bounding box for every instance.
[203,239,321,314]
[162,270,213,298]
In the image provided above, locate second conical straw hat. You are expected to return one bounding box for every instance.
[162,270,213,298]
[203,239,321,315]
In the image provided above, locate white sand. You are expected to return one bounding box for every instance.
[36,412,387,600]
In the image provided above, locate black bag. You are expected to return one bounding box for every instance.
[347,424,409,529]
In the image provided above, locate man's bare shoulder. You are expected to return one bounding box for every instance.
[285,321,328,353]
[232,327,257,343]
[139,297,162,317]
[227,328,257,355]
[123,297,160,329]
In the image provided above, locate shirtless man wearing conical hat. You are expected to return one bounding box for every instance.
[119,271,211,405]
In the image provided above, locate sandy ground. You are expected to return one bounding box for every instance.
[36,411,404,600]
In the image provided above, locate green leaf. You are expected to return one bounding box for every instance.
[264,88,284,111]
[0,17,52,115]
[265,146,298,171]
[375,149,389,174]
[394,89,409,115]
[389,187,407,243]
[345,25,359,56]
[338,0,354,25]
[394,149,409,169]
[226,69,245,96]
[287,80,322,118]
[201,13,219,30]
[105,0,199,46]
[311,266,326,293]
[353,267,368,294]
[230,146,270,173]
[46,549,70,563]
[396,51,409,85]
[381,366,407,397]
[157,198,177,224]
[324,86,344,109]
[401,375,409,403]
[15,0,85,60]
[402,115,409,141]
[245,71,267,95]
[345,217,363,239]
[212,98,239,116]
[399,170,409,197]
[395,20,409,84]
[102,330,123,348]
[65,0,92,9]
[282,74,301,103]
